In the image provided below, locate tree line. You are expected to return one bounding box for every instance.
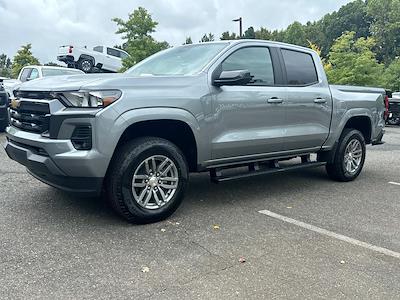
[1,0,399,91]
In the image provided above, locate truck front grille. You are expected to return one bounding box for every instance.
[9,101,50,133]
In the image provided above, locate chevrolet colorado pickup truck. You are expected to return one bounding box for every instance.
[4,40,386,223]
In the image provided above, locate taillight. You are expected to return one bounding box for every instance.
[68,46,73,54]
[384,95,389,119]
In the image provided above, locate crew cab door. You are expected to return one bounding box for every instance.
[210,46,287,159]
[280,48,332,150]
[105,48,122,72]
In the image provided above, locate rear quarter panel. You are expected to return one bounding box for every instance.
[323,85,385,148]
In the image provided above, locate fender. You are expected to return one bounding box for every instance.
[99,107,207,164]
[322,107,373,152]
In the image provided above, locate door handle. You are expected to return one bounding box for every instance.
[267,97,283,104]
[314,98,327,104]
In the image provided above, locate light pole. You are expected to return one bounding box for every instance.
[233,17,242,38]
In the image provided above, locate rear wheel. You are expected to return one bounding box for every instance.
[78,58,93,73]
[326,129,366,182]
[106,137,188,224]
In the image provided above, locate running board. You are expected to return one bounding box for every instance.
[210,161,326,183]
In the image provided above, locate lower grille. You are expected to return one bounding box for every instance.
[9,101,50,133]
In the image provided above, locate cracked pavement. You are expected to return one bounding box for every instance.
[1,127,400,299]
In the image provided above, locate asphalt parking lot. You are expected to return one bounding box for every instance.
[1,127,400,299]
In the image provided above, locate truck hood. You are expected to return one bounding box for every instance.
[16,73,204,92]
[16,74,121,92]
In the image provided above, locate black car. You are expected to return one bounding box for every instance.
[0,83,9,132]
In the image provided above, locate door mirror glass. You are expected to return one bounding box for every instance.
[213,70,252,86]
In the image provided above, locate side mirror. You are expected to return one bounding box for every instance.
[213,70,252,87]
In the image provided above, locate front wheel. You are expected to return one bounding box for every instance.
[106,137,188,224]
[326,129,366,182]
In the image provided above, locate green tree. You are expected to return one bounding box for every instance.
[113,7,169,71]
[11,44,40,78]
[220,31,237,40]
[326,31,384,86]
[255,27,272,40]
[367,0,400,63]
[284,21,307,46]
[243,26,256,39]
[44,62,63,67]
[0,54,12,78]
[383,58,400,91]
[183,37,193,45]
[316,0,371,57]
[200,33,214,43]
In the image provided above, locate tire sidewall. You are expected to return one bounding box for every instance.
[337,130,366,180]
[115,140,188,223]
[79,59,93,73]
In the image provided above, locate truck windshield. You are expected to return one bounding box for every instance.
[42,68,83,77]
[126,43,229,76]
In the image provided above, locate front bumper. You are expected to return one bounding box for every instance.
[4,138,103,196]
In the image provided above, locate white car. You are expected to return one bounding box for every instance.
[3,65,84,97]
[57,45,130,73]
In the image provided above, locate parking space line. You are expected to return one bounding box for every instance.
[258,209,400,259]
[389,182,400,186]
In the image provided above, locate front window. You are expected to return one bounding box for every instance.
[222,47,275,86]
[42,68,83,77]
[126,43,229,76]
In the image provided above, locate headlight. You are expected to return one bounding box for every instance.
[55,90,122,108]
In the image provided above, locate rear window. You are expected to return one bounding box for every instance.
[281,49,318,86]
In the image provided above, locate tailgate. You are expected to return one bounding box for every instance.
[58,45,72,56]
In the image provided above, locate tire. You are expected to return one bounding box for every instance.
[326,129,366,182]
[78,58,93,73]
[388,117,400,126]
[106,137,189,224]
[0,120,7,132]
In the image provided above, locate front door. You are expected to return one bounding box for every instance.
[210,46,287,159]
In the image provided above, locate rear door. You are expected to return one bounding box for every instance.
[281,48,332,150]
[105,48,122,72]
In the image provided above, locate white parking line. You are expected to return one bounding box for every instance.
[389,182,400,186]
[258,209,400,259]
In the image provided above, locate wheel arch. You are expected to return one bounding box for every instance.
[109,108,203,173]
[79,54,95,64]
[343,115,372,144]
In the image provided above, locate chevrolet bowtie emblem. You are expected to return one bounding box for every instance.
[10,98,21,109]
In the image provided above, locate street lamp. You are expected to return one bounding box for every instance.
[233,17,242,38]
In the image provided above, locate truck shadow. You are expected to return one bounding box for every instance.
[33,167,331,226]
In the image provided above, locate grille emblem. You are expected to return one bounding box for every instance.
[10,98,21,109]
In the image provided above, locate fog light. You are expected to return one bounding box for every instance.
[71,125,92,150]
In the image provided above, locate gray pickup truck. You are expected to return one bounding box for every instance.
[4,40,385,223]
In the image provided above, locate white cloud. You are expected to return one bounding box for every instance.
[0,0,352,63]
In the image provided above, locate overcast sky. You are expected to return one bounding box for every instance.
[0,0,352,64]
